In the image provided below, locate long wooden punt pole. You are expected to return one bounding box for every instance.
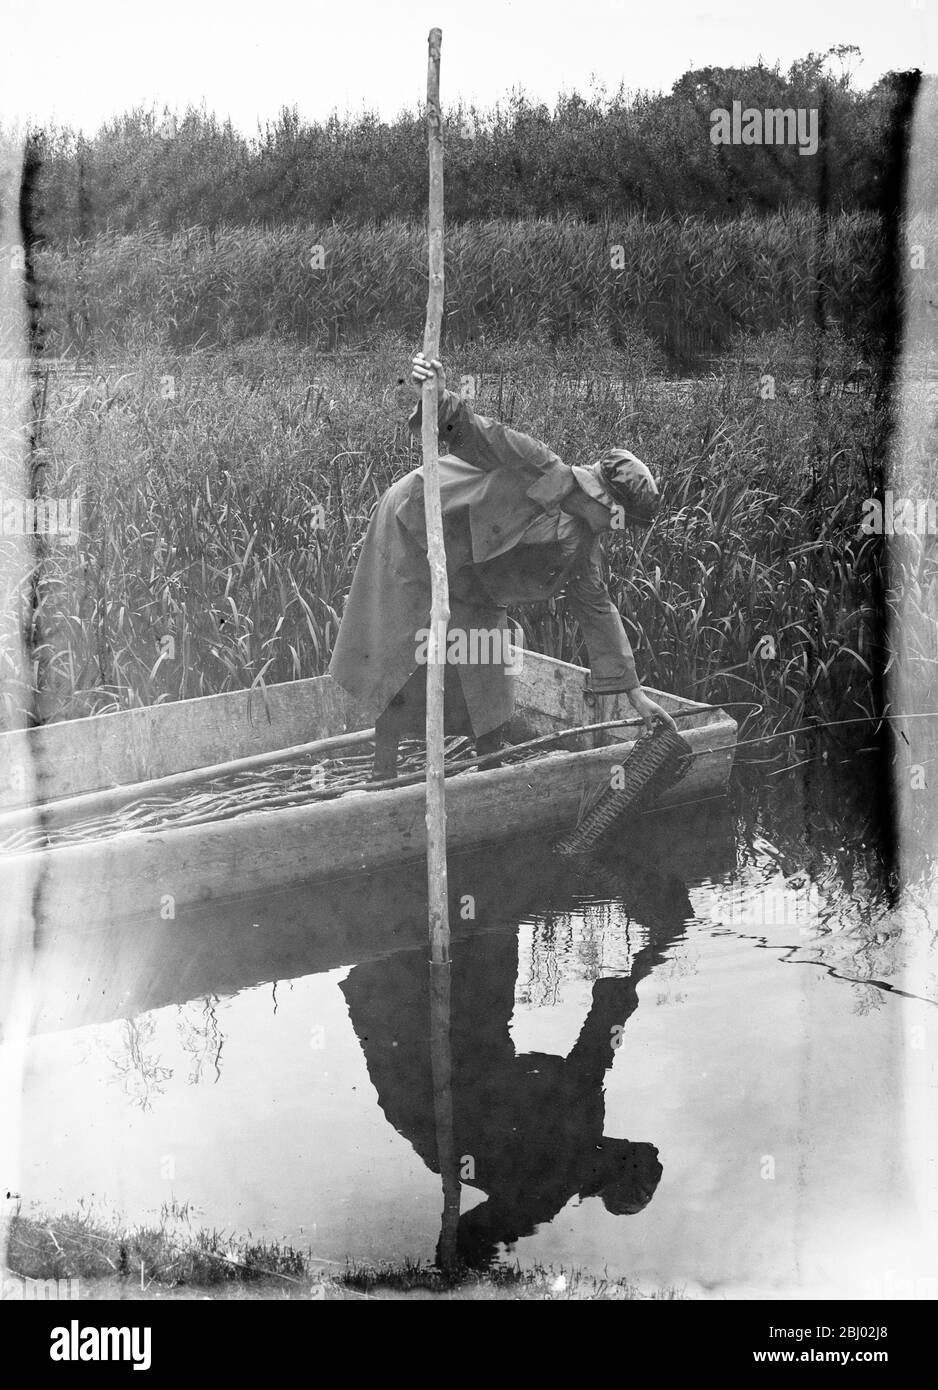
[422,27,460,1274]
[422,26,450,967]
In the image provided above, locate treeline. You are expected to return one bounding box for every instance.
[14,51,925,242]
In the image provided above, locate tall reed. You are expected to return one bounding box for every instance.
[28,212,923,369]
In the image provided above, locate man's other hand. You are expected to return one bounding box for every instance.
[627,687,678,734]
[411,352,446,402]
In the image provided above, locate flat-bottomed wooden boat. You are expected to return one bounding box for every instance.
[0,651,737,929]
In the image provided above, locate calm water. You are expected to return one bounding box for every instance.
[8,761,938,1297]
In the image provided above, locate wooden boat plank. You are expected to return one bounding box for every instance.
[506,649,711,745]
[0,676,359,812]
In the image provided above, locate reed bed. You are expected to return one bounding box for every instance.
[2,328,935,749]
[27,211,929,367]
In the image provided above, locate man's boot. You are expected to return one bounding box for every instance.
[371,703,403,782]
[371,727,400,782]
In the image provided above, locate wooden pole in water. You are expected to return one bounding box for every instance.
[422,25,461,1274]
[421,27,450,968]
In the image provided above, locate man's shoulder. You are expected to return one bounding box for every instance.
[381,467,423,499]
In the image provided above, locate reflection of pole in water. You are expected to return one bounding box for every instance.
[429,959,461,1273]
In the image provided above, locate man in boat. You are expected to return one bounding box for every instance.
[329,353,677,780]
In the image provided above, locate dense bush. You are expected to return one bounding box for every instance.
[7,53,925,245]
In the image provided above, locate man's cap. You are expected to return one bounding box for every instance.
[592,1140,663,1215]
[599,448,660,525]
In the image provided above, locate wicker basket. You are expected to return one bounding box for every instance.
[556,724,694,855]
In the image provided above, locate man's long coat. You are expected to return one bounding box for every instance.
[328,389,641,736]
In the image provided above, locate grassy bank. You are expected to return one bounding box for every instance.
[3,1208,678,1300]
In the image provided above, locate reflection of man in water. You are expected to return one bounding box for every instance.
[341,892,684,1267]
